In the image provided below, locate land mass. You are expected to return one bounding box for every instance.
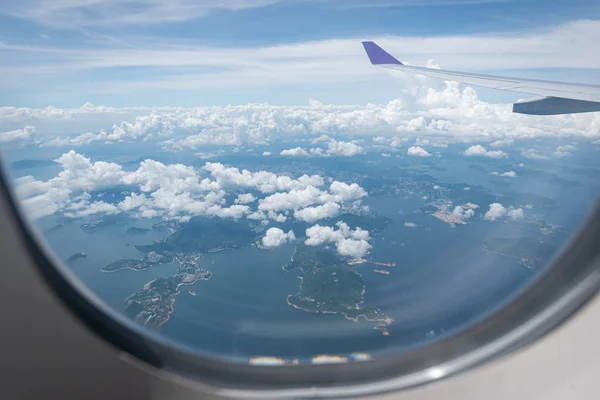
[123,258,211,328]
[285,243,392,335]
[483,237,556,269]
[135,217,258,254]
[67,253,87,262]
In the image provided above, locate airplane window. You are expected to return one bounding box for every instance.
[0,0,599,394]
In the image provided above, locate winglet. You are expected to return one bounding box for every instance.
[362,41,403,65]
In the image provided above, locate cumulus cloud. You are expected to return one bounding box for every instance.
[262,228,296,248]
[13,151,366,223]
[305,221,371,258]
[0,126,35,144]
[521,149,550,160]
[492,171,517,177]
[407,146,432,157]
[280,140,363,158]
[235,193,257,204]
[280,147,309,157]
[507,208,525,221]
[452,206,475,220]
[293,202,341,223]
[5,76,600,151]
[484,203,507,221]
[263,151,271,156]
[484,203,524,221]
[464,145,508,159]
[203,162,324,193]
[554,145,577,158]
[41,113,173,147]
[257,181,365,219]
[323,140,363,156]
[404,222,418,228]
[490,139,515,147]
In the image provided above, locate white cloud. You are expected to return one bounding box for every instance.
[262,228,296,248]
[235,193,257,204]
[484,203,507,221]
[507,208,525,221]
[554,145,577,158]
[324,140,364,157]
[280,140,363,158]
[329,181,368,201]
[293,202,341,223]
[40,113,174,147]
[13,151,367,223]
[484,203,525,221]
[452,206,475,220]
[336,238,372,259]
[492,171,517,177]
[203,162,324,193]
[404,222,418,228]
[4,77,600,151]
[257,181,365,218]
[464,145,508,159]
[521,149,550,160]
[280,147,310,157]
[407,146,432,157]
[305,221,371,258]
[381,153,391,157]
[0,126,35,144]
[490,139,514,147]
[263,151,271,156]
[310,135,332,144]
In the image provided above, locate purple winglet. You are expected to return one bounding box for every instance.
[362,41,403,65]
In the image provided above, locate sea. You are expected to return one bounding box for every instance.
[6,142,600,362]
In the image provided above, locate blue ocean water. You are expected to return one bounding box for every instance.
[10,144,600,361]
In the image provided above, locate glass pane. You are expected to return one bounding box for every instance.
[1,0,598,366]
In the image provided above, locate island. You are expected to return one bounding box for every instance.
[123,259,212,328]
[483,237,556,269]
[135,217,258,254]
[67,253,87,262]
[103,216,262,328]
[285,243,392,335]
[80,215,127,233]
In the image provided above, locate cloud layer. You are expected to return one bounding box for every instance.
[15,151,368,224]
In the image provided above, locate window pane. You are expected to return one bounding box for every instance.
[0,0,598,367]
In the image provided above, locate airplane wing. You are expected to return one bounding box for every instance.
[362,41,600,115]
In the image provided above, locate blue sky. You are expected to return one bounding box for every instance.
[1,0,599,107]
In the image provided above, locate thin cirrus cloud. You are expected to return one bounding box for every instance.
[1,0,538,28]
[0,19,599,105]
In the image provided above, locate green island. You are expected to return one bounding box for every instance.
[285,243,392,335]
[123,258,211,328]
[67,252,87,262]
[102,251,175,272]
[80,215,127,233]
[483,237,556,269]
[104,217,261,327]
[136,217,258,254]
